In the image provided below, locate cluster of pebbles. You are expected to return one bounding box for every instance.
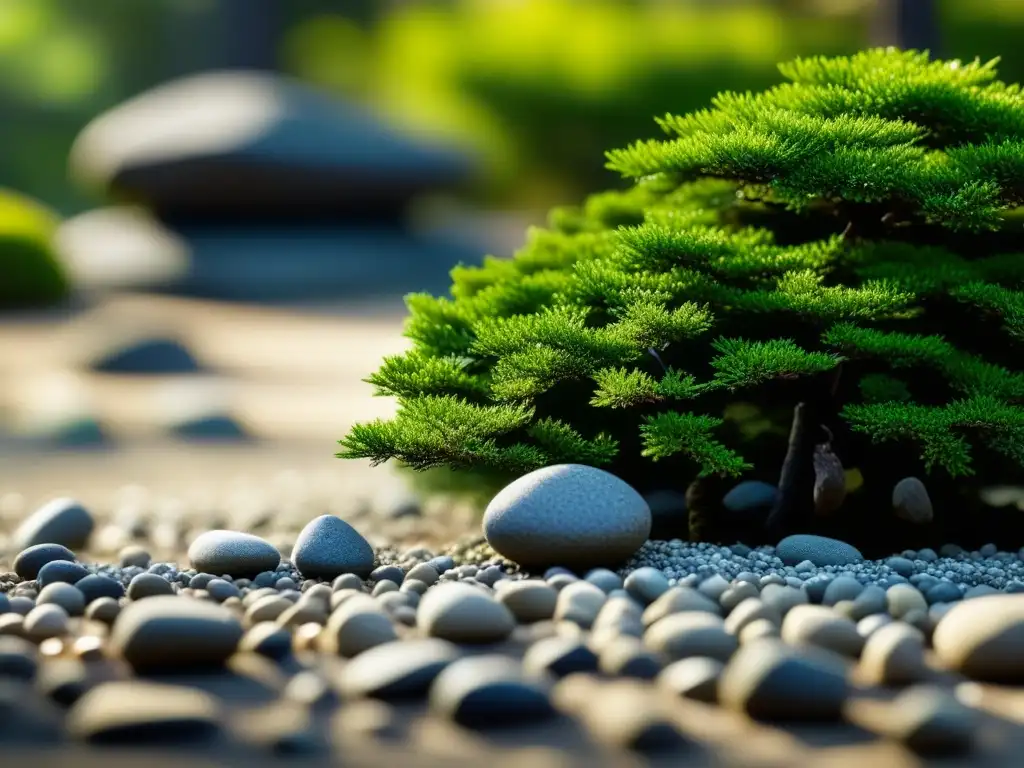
[2,471,1024,765]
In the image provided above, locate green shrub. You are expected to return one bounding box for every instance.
[0,188,67,310]
[340,49,1024,555]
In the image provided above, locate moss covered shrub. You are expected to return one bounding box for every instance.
[340,49,1024,556]
[0,189,67,310]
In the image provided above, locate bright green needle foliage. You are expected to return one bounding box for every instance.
[340,49,1024,520]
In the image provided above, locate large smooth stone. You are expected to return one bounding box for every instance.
[89,337,202,375]
[70,70,472,216]
[291,515,374,580]
[776,535,862,567]
[187,530,280,578]
[14,498,95,550]
[108,596,243,672]
[932,594,1024,681]
[483,464,651,570]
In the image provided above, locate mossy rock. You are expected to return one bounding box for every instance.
[0,189,68,310]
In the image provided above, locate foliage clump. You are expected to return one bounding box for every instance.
[341,49,1024,554]
[0,189,68,310]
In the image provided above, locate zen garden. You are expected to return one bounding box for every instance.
[4,33,1024,767]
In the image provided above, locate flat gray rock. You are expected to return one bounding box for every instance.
[187,530,280,578]
[483,464,651,571]
[292,515,374,580]
[14,498,94,550]
[70,70,472,216]
[429,655,554,728]
[776,534,862,567]
[339,638,461,700]
[108,595,243,672]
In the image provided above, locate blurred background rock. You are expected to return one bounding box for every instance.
[1,0,1022,507]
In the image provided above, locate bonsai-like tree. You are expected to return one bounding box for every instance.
[340,49,1024,556]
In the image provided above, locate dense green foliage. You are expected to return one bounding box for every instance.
[0,189,68,310]
[341,49,1024,551]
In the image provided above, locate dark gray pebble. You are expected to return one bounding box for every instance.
[429,655,554,728]
[291,515,374,579]
[127,573,175,600]
[522,636,599,679]
[13,545,77,581]
[37,560,90,588]
[188,530,281,579]
[340,638,461,700]
[14,497,95,550]
[75,574,125,603]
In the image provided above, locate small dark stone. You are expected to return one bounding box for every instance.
[369,565,404,585]
[522,637,599,679]
[127,573,175,600]
[37,560,90,588]
[13,545,77,581]
[0,637,38,682]
[75,574,126,604]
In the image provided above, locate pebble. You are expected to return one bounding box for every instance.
[598,635,664,680]
[576,680,688,752]
[781,604,864,658]
[66,681,221,744]
[719,639,849,721]
[188,530,281,578]
[321,597,397,658]
[522,636,599,678]
[37,560,90,587]
[13,545,78,581]
[483,464,651,570]
[404,562,439,586]
[857,621,927,686]
[932,594,1024,681]
[418,583,515,644]
[892,477,933,524]
[109,595,243,672]
[642,587,720,627]
[339,638,461,700]
[657,656,724,703]
[75,574,125,603]
[553,581,607,628]
[624,567,671,605]
[429,655,554,728]
[126,572,175,600]
[494,580,558,623]
[776,535,863,567]
[14,498,95,550]
[644,612,737,662]
[886,584,928,619]
[291,515,374,579]
[882,685,975,755]
[0,636,38,681]
[36,583,86,617]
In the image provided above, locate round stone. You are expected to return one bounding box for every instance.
[644,612,737,663]
[188,530,281,579]
[321,596,398,658]
[892,477,933,524]
[23,604,69,641]
[12,544,77,581]
[522,636,599,679]
[482,464,651,571]
[418,583,515,644]
[127,573,175,600]
[759,584,808,618]
[553,581,607,629]
[75,574,125,604]
[0,636,39,681]
[719,639,849,721]
[781,604,864,658]
[932,594,1024,681]
[823,576,864,606]
[879,685,975,755]
[291,515,374,580]
[66,681,221,744]
[658,656,724,703]
[886,556,915,578]
[37,560,90,588]
[14,497,94,550]
[429,655,554,728]
[598,635,664,679]
[776,535,862,567]
[109,595,243,672]
[405,563,439,587]
[858,622,927,686]
[339,638,461,700]
[887,584,928,620]
[722,481,778,514]
[624,567,671,605]
[239,622,293,660]
[584,568,623,594]
[642,587,721,628]
[36,583,86,617]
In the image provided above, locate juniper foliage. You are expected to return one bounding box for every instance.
[341,49,1024,552]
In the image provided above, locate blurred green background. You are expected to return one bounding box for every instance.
[2,0,1024,216]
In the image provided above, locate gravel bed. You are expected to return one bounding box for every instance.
[3,473,1024,766]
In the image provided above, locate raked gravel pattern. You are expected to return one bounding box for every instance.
[4,493,1024,764]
